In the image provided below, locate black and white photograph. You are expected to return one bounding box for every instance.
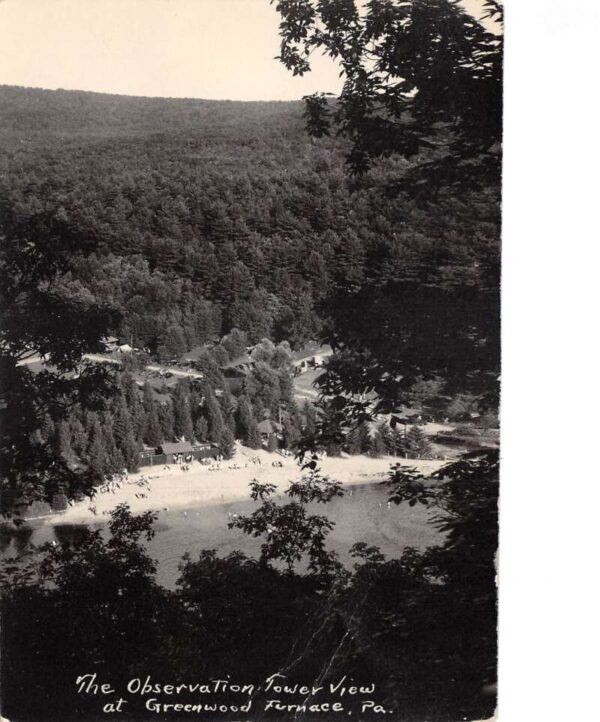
[0,1,503,720]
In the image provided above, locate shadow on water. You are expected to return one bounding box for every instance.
[0,523,34,555]
[53,523,91,546]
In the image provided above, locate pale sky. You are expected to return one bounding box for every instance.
[0,0,496,101]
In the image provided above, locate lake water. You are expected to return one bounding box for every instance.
[0,483,441,589]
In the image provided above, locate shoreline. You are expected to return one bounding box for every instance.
[42,444,446,528]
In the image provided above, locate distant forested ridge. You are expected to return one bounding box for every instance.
[0,85,500,352]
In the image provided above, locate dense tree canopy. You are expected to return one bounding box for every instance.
[0,85,499,355]
[270,0,502,439]
[274,0,502,196]
[0,199,120,513]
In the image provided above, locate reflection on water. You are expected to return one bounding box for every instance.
[0,483,440,589]
[53,524,91,547]
[0,524,34,556]
[0,521,96,559]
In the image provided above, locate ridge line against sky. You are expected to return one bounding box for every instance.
[0,0,497,102]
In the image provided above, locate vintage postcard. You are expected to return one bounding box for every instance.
[0,1,501,720]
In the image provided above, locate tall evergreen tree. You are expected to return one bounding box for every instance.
[374,421,393,455]
[219,390,237,434]
[389,427,407,457]
[86,414,107,482]
[142,384,162,447]
[173,382,194,442]
[344,426,362,456]
[40,414,55,444]
[158,402,175,442]
[53,420,74,464]
[112,395,139,470]
[68,417,88,459]
[357,422,372,455]
[302,400,317,437]
[121,372,145,441]
[217,426,236,460]
[100,411,121,476]
[406,426,432,458]
[194,416,209,442]
[235,395,261,449]
[203,388,225,444]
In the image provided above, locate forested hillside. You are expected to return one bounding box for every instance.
[0,85,500,352]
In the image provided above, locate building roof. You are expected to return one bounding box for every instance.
[182,345,211,362]
[159,442,194,454]
[222,353,253,369]
[152,391,173,405]
[257,419,283,435]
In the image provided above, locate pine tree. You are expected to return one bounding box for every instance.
[277,368,294,408]
[344,426,362,455]
[246,422,262,450]
[373,421,392,455]
[158,402,175,441]
[173,383,194,441]
[112,396,139,470]
[142,384,162,447]
[194,416,209,442]
[217,426,236,460]
[54,420,74,464]
[203,388,226,444]
[86,414,107,482]
[389,427,407,456]
[69,416,88,459]
[101,411,121,475]
[357,422,372,455]
[406,426,432,458]
[40,414,55,443]
[219,390,237,434]
[121,372,145,441]
[344,422,371,455]
[303,400,317,437]
[111,448,126,476]
[235,395,262,449]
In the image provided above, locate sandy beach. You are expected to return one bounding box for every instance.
[49,444,446,525]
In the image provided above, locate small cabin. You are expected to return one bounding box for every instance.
[102,336,119,352]
[257,418,283,446]
[222,354,254,377]
[157,442,194,463]
[154,441,219,464]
